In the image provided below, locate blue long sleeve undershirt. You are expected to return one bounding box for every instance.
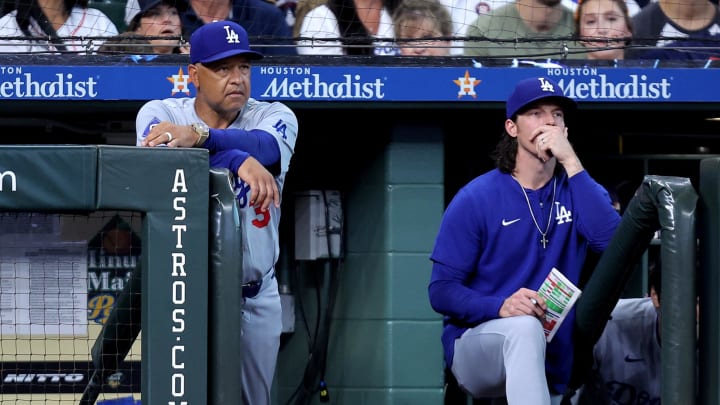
[205,128,281,176]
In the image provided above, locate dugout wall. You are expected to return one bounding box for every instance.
[0,145,210,404]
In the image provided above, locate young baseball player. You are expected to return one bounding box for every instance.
[135,21,298,405]
[428,76,621,404]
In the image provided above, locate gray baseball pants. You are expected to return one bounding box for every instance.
[451,315,562,405]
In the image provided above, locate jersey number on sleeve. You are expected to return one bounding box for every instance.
[235,180,271,229]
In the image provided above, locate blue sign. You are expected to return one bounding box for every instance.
[0,64,713,102]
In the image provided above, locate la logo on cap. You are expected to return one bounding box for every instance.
[538,78,555,93]
[223,25,241,44]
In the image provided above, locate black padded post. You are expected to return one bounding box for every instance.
[208,168,243,404]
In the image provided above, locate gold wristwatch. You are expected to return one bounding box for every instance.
[191,122,209,147]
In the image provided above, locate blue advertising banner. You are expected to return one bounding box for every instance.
[0,64,713,102]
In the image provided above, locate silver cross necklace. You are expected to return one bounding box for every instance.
[512,176,557,249]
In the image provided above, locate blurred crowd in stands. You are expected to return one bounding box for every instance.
[0,0,718,60]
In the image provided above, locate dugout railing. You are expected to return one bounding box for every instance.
[572,175,699,404]
[0,145,240,404]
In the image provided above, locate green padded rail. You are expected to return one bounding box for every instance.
[573,175,698,404]
[0,145,210,404]
[699,158,720,405]
[208,168,243,404]
[0,145,97,210]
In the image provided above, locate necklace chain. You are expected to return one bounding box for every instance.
[513,177,556,249]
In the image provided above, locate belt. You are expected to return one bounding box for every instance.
[242,269,275,299]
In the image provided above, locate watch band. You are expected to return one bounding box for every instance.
[192,123,209,147]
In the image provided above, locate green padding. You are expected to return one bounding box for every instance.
[208,168,243,404]
[0,145,97,210]
[95,145,210,404]
[658,177,697,405]
[571,175,698,404]
[96,145,209,211]
[576,177,659,336]
[699,158,720,405]
[0,145,212,403]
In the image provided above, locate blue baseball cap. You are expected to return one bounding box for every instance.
[190,21,264,64]
[506,77,576,119]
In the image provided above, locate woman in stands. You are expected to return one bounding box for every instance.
[0,0,118,53]
[574,0,633,60]
[392,0,453,56]
[296,0,401,55]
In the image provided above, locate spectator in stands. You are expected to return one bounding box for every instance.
[440,0,641,55]
[437,0,500,55]
[101,0,187,54]
[441,0,636,55]
[274,0,297,31]
[564,0,645,15]
[462,0,581,59]
[574,0,633,60]
[627,0,720,60]
[292,0,325,39]
[296,0,401,55]
[169,0,296,55]
[0,0,118,53]
[392,0,453,56]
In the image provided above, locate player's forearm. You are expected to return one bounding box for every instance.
[210,150,249,176]
[205,128,280,166]
[211,149,281,177]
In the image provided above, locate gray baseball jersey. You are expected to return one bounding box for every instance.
[578,297,661,405]
[135,96,298,405]
[135,96,298,284]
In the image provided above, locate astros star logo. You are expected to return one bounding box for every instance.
[454,70,481,99]
[167,67,192,96]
